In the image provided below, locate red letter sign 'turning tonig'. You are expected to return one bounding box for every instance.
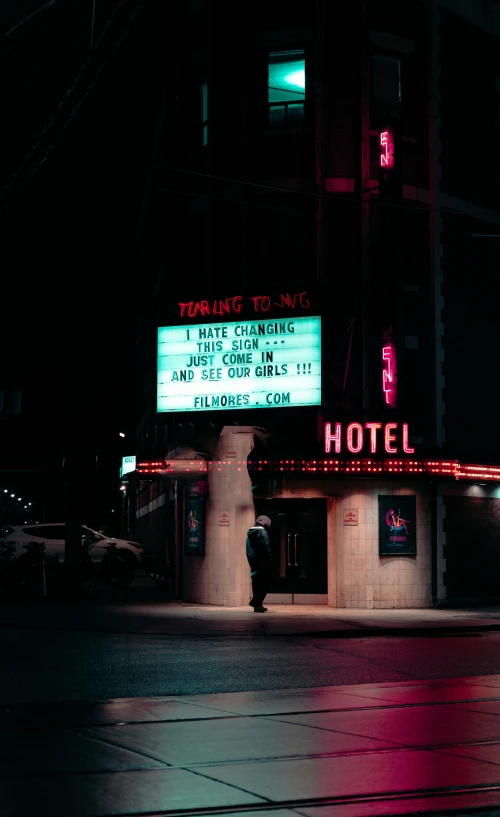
[324,422,415,455]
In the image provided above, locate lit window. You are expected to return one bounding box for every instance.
[268,50,305,127]
[201,81,208,145]
[372,55,401,108]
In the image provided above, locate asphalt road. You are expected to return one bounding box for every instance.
[2,627,500,705]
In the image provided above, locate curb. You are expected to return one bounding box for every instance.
[2,619,500,638]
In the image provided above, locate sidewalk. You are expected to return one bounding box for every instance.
[4,674,500,816]
[3,575,500,637]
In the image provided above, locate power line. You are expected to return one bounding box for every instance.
[55,140,500,223]
[0,0,144,216]
[156,186,294,213]
[5,0,57,36]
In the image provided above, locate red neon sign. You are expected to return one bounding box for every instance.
[178,292,310,319]
[382,343,397,407]
[380,130,394,169]
[365,422,382,453]
[346,423,363,453]
[325,422,415,455]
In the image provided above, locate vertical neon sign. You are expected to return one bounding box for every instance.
[382,343,397,408]
[380,130,394,169]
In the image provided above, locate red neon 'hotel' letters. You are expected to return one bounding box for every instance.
[325,422,415,455]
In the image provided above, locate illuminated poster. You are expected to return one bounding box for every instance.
[157,316,321,412]
[379,495,416,556]
[185,497,205,555]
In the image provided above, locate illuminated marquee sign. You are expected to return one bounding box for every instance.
[324,422,415,455]
[157,316,321,412]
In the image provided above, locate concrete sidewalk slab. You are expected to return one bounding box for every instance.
[4,676,500,816]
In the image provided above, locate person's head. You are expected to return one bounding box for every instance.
[255,514,271,530]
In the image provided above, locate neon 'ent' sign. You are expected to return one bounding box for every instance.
[324,422,415,455]
[380,131,394,169]
[382,343,397,407]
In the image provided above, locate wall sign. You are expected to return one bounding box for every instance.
[219,510,230,526]
[158,316,321,412]
[185,496,205,555]
[120,455,136,478]
[343,509,358,526]
[379,495,416,556]
[324,422,415,455]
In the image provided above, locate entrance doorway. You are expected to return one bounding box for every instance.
[254,499,328,603]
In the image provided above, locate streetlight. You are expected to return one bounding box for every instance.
[3,489,7,493]
[10,494,15,498]
[119,432,126,438]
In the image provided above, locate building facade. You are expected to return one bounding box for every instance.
[132,0,500,607]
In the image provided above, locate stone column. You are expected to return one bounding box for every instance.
[182,426,255,606]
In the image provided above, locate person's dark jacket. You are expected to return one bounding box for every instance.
[246,524,272,571]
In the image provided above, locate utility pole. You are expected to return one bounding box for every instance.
[360,0,371,417]
[63,445,85,597]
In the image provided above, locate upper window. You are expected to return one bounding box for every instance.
[268,50,305,127]
[372,55,401,108]
[201,81,208,145]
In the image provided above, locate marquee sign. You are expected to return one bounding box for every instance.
[157,316,321,413]
[324,422,415,455]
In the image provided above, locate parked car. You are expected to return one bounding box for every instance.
[0,523,144,571]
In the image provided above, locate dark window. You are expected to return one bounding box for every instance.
[372,55,401,108]
[21,525,44,537]
[29,525,65,539]
[268,50,305,127]
[201,81,208,145]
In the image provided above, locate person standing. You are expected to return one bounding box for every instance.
[246,514,272,613]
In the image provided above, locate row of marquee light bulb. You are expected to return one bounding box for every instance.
[136,460,500,481]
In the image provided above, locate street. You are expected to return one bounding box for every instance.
[5,609,500,817]
[2,626,500,704]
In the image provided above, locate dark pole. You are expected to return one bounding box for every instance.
[64,448,85,597]
[90,0,96,49]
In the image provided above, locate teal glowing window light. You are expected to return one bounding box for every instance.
[268,50,305,126]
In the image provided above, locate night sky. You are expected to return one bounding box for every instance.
[1,1,165,522]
